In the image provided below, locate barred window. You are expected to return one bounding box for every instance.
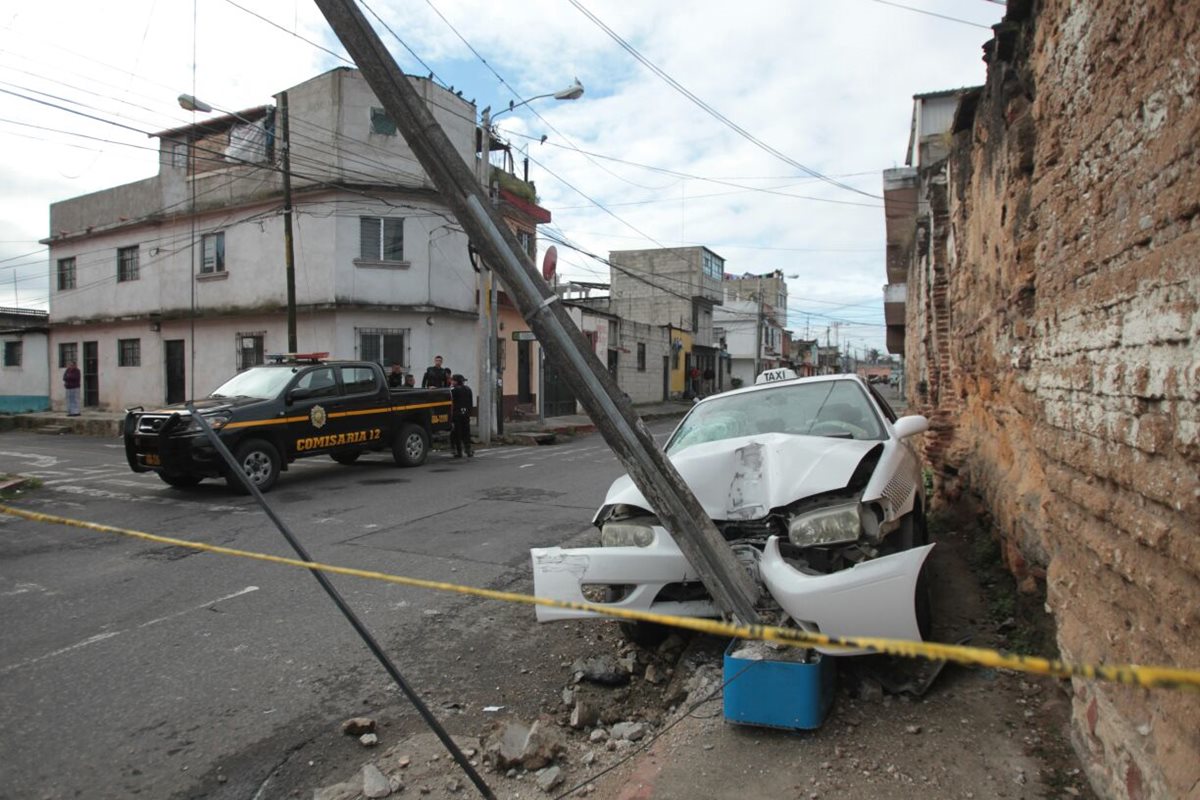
[3,341,21,367]
[236,332,265,370]
[59,342,78,368]
[118,338,141,367]
[57,257,76,290]
[117,246,139,282]
[637,342,646,371]
[359,328,406,368]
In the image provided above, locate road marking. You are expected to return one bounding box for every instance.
[0,451,59,468]
[0,586,260,675]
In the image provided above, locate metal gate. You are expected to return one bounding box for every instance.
[165,340,186,404]
[542,359,577,418]
[83,341,99,407]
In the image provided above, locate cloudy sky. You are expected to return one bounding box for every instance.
[0,0,1004,357]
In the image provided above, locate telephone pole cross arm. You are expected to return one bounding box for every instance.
[313,0,762,626]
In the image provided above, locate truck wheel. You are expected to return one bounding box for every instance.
[158,472,202,488]
[227,439,281,494]
[330,450,362,465]
[392,424,429,467]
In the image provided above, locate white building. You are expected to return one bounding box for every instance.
[713,271,789,387]
[44,68,482,411]
[0,307,49,412]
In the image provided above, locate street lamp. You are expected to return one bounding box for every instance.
[476,79,584,446]
[179,92,298,355]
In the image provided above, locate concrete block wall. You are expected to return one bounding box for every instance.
[911,2,1200,797]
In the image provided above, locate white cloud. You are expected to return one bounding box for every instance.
[0,0,1003,354]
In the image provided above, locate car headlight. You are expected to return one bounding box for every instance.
[179,413,230,432]
[787,502,862,547]
[600,519,656,548]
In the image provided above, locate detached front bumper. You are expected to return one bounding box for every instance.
[531,531,933,656]
[531,528,719,622]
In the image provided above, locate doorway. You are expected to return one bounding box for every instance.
[165,340,186,404]
[83,341,99,407]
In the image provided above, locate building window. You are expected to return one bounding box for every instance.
[359,217,404,262]
[370,107,397,135]
[702,250,724,280]
[118,338,141,367]
[359,328,406,367]
[165,139,188,169]
[517,230,535,259]
[3,341,21,367]
[117,245,140,282]
[59,342,78,368]
[236,332,265,370]
[202,233,225,273]
[637,342,646,371]
[57,257,76,290]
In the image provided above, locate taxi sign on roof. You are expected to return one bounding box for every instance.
[755,367,798,385]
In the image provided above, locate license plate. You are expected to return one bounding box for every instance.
[143,453,161,466]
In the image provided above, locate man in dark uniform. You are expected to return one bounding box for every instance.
[386,363,405,388]
[449,374,474,458]
[422,355,448,388]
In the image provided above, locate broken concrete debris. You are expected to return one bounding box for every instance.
[341,717,376,737]
[361,763,391,798]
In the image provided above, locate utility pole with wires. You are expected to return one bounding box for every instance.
[278,91,298,352]
[315,0,761,629]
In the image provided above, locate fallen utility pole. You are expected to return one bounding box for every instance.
[314,0,761,626]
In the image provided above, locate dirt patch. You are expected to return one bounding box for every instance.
[289,505,1096,800]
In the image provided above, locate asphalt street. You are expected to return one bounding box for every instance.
[0,423,677,800]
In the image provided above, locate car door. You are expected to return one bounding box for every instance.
[333,364,389,449]
[286,365,345,456]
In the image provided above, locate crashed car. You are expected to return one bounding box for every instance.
[531,371,932,654]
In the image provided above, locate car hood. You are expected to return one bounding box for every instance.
[146,396,267,415]
[601,433,880,521]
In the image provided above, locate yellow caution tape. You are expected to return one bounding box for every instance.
[3,503,1199,692]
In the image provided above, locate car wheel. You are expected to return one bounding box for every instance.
[158,472,202,488]
[392,423,429,467]
[227,439,281,494]
[330,450,362,465]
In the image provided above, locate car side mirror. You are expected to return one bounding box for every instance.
[892,415,929,439]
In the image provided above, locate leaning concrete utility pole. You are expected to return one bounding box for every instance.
[314,0,760,625]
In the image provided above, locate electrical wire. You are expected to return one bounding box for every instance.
[568,0,880,200]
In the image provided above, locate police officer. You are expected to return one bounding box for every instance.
[422,355,448,388]
[449,373,474,458]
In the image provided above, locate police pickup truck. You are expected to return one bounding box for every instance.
[123,353,451,493]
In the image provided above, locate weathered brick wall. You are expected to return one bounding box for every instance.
[914,2,1200,797]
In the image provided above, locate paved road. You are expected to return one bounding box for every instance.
[0,425,677,800]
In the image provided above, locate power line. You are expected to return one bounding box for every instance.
[568,0,881,201]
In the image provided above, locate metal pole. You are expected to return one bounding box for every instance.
[280,91,298,352]
[476,108,492,446]
[314,0,760,625]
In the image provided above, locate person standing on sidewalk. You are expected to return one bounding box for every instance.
[449,373,474,458]
[63,360,81,416]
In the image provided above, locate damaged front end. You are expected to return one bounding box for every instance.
[532,432,932,655]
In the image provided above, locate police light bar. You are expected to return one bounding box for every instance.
[266,352,330,364]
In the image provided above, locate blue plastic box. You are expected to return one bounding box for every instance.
[722,640,836,730]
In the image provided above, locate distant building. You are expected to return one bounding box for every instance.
[714,270,789,386]
[43,67,550,412]
[608,246,724,398]
[0,307,49,412]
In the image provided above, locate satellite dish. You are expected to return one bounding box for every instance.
[542,245,558,282]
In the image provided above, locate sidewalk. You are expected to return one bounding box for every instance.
[0,401,694,442]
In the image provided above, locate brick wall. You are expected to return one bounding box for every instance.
[911,2,1200,797]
